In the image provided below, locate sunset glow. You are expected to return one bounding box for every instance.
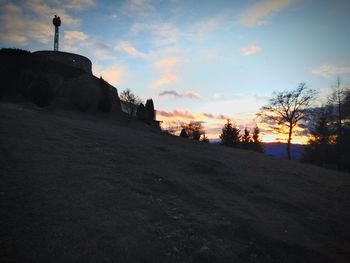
[1,0,349,143]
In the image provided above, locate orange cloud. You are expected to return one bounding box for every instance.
[99,65,126,86]
[240,0,294,27]
[154,57,183,69]
[241,44,262,55]
[116,41,148,59]
[64,30,88,41]
[150,73,178,88]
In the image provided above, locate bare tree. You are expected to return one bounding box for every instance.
[258,83,316,160]
[119,89,142,116]
[328,77,348,138]
[181,122,205,141]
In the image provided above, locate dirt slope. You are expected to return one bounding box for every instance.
[1,102,350,263]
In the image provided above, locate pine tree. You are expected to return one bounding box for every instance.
[136,103,146,120]
[242,128,251,149]
[251,126,264,153]
[219,119,241,147]
[201,133,210,143]
[179,128,189,138]
[145,99,155,123]
[302,106,336,166]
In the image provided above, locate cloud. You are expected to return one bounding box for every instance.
[241,44,262,55]
[0,0,83,46]
[26,0,80,26]
[62,0,96,9]
[311,61,350,78]
[116,41,148,58]
[90,41,116,60]
[156,109,231,122]
[154,56,183,69]
[99,65,126,86]
[150,56,184,88]
[0,3,51,45]
[159,90,202,99]
[240,0,294,27]
[131,22,182,46]
[202,113,231,121]
[159,90,181,98]
[121,0,155,16]
[150,73,178,88]
[156,109,196,119]
[183,91,202,99]
[213,92,225,100]
[64,30,88,41]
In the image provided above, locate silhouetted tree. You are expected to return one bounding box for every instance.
[327,78,350,162]
[241,128,251,149]
[220,119,241,147]
[0,48,31,56]
[181,122,204,141]
[302,106,336,166]
[258,83,316,160]
[136,99,156,124]
[201,132,210,143]
[251,126,264,153]
[119,88,141,116]
[136,103,146,120]
[98,77,112,112]
[179,128,189,138]
[145,99,155,123]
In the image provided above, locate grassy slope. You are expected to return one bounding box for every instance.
[1,102,350,263]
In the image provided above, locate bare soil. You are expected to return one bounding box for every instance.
[1,102,350,263]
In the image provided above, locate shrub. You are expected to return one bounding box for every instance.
[0,48,31,56]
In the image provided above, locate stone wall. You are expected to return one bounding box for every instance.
[32,51,92,74]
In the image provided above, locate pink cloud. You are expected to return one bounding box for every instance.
[241,44,262,55]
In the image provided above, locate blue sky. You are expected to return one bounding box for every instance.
[1,0,350,140]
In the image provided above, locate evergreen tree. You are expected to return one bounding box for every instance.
[136,103,146,120]
[179,128,189,138]
[302,106,335,166]
[201,133,210,143]
[219,119,241,147]
[242,128,251,149]
[251,126,264,153]
[145,99,155,123]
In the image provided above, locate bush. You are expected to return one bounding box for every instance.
[26,78,54,107]
[0,48,31,56]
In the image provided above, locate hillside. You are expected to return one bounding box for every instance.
[1,102,350,263]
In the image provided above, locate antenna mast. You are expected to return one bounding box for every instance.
[52,15,61,51]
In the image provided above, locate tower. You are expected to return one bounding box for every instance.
[52,15,61,51]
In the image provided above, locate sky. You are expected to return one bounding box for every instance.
[1,0,350,143]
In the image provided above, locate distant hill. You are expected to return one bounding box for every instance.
[263,143,305,160]
[1,102,349,263]
[210,140,306,160]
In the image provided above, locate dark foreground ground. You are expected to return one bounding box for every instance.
[1,102,350,263]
